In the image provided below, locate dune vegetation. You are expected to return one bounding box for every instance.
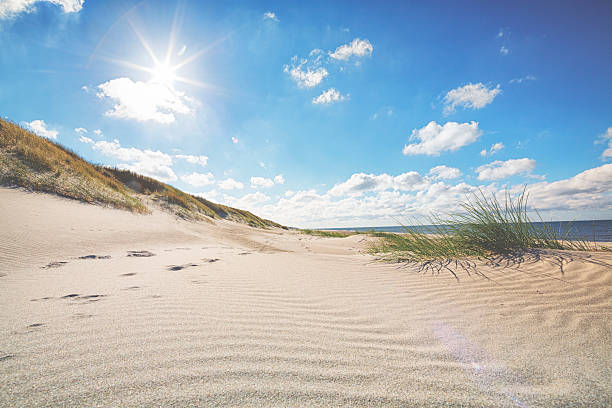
[370,189,602,261]
[0,118,284,229]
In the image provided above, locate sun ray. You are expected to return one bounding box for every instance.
[127,17,160,67]
[170,32,231,72]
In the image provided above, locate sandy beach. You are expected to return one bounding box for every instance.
[0,187,609,407]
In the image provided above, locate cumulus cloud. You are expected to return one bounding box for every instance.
[283,60,328,88]
[251,177,274,189]
[274,174,285,184]
[96,78,194,124]
[509,75,536,84]
[329,172,426,197]
[329,38,373,61]
[476,158,536,180]
[443,83,501,114]
[526,164,612,211]
[175,154,208,167]
[480,142,504,157]
[79,137,177,182]
[428,165,461,180]
[224,164,612,228]
[74,127,87,134]
[403,121,481,156]
[218,178,244,190]
[222,191,270,213]
[597,127,612,159]
[0,0,83,19]
[181,172,215,187]
[312,88,348,105]
[263,11,278,22]
[22,120,58,139]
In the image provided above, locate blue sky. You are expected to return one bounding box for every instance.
[1,0,611,227]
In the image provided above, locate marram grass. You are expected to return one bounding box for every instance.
[371,189,598,261]
[0,118,284,229]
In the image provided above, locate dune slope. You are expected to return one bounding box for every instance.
[0,119,283,228]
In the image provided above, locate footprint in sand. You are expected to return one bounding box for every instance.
[42,261,68,269]
[0,354,15,361]
[61,294,106,303]
[127,250,155,257]
[121,272,137,277]
[237,252,250,256]
[167,263,199,271]
[73,313,94,319]
[78,255,111,260]
[122,286,141,291]
[26,323,44,332]
[30,297,53,302]
[202,258,220,263]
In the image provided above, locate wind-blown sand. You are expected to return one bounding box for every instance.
[1,187,610,407]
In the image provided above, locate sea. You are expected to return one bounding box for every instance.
[327,220,612,242]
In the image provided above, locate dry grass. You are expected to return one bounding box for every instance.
[0,118,284,229]
[0,119,146,212]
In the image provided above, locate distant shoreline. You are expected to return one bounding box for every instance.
[322,220,612,242]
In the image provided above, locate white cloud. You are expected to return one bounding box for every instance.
[175,154,208,167]
[329,38,373,61]
[22,120,58,139]
[443,83,501,114]
[226,164,612,228]
[250,176,275,189]
[597,127,612,159]
[93,129,102,136]
[96,77,194,124]
[74,127,87,134]
[403,121,481,156]
[312,88,348,105]
[181,172,215,187]
[509,75,536,84]
[476,158,536,180]
[250,174,285,189]
[218,178,244,190]
[480,142,504,157]
[428,165,461,180]
[0,0,83,19]
[283,61,328,88]
[222,191,271,213]
[526,164,612,211]
[500,46,509,55]
[263,11,278,22]
[79,137,177,182]
[274,174,285,184]
[329,171,426,197]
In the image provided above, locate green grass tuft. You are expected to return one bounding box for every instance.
[371,189,598,261]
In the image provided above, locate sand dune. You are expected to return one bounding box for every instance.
[0,187,610,407]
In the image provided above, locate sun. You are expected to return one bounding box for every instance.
[95,9,223,92]
[151,62,177,84]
